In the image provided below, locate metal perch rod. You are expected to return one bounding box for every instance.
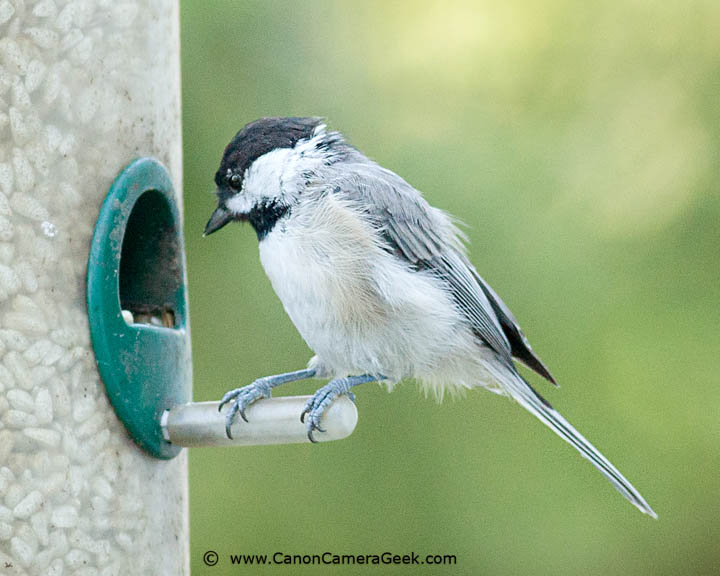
[161,396,358,446]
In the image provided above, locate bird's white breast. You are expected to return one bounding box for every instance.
[258,193,476,386]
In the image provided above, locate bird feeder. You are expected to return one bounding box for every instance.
[0,3,355,574]
[0,3,188,573]
[86,157,358,456]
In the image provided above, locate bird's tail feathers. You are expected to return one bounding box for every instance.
[486,364,657,518]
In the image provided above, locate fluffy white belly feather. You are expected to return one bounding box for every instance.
[257,195,489,395]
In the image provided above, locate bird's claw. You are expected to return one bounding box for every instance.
[218,379,272,439]
[300,378,352,443]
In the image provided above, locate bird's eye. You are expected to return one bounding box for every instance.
[229,173,242,190]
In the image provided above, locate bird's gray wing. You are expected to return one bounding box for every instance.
[331,162,555,384]
[469,268,556,384]
[382,207,514,364]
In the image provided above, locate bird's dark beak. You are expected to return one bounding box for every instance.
[203,206,233,236]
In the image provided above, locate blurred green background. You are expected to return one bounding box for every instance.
[180,1,720,574]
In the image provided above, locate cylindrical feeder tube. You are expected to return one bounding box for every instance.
[163,396,358,447]
[0,3,186,574]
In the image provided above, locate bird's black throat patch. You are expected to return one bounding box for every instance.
[247,200,291,240]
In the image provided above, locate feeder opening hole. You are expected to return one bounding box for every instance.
[119,189,181,328]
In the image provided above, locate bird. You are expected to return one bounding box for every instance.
[204,116,656,518]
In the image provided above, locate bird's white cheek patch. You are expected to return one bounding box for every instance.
[244,147,295,198]
[225,194,254,215]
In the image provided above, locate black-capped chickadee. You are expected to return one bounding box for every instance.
[204,117,656,518]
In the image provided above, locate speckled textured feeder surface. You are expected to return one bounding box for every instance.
[0,1,187,574]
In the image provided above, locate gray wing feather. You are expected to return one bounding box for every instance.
[329,159,555,383]
[470,267,557,384]
[331,163,514,364]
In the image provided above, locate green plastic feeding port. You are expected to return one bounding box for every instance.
[87,158,191,459]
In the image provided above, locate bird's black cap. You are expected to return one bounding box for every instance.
[213,117,323,191]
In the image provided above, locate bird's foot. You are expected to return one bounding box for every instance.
[300,378,356,443]
[218,378,273,438]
